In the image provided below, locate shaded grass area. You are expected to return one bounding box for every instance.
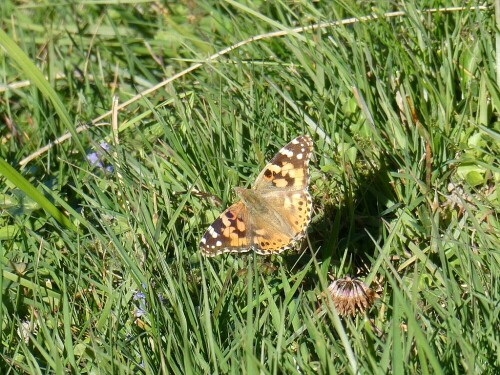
[0,1,498,373]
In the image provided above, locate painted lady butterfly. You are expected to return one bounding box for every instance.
[200,135,313,256]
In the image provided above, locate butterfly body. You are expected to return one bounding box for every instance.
[200,135,313,256]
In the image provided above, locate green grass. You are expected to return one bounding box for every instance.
[1,1,498,373]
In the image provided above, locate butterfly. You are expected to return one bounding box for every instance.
[200,135,313,256]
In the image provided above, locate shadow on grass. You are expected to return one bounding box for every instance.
[284,156,396,287]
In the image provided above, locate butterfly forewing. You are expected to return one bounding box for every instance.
[200,202,251,256]
[253,135,313,191]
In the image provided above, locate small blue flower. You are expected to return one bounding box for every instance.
[87,152,103,167]
[86,143,114,172]
[133,291,146,301]
[157,293,165,303]
[134,307,146,318]
[100,142,110,151]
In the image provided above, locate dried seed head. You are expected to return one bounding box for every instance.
[325,275,379,316]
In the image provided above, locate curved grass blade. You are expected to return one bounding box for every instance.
[0,157,77,232]
[0,29,84,156]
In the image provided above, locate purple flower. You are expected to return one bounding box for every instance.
[99,142,110,151]
[134,308,146,318]
[87,152,103,167]
[86,143,113,172]
[157,293,166,303]
[133,291,146,301]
